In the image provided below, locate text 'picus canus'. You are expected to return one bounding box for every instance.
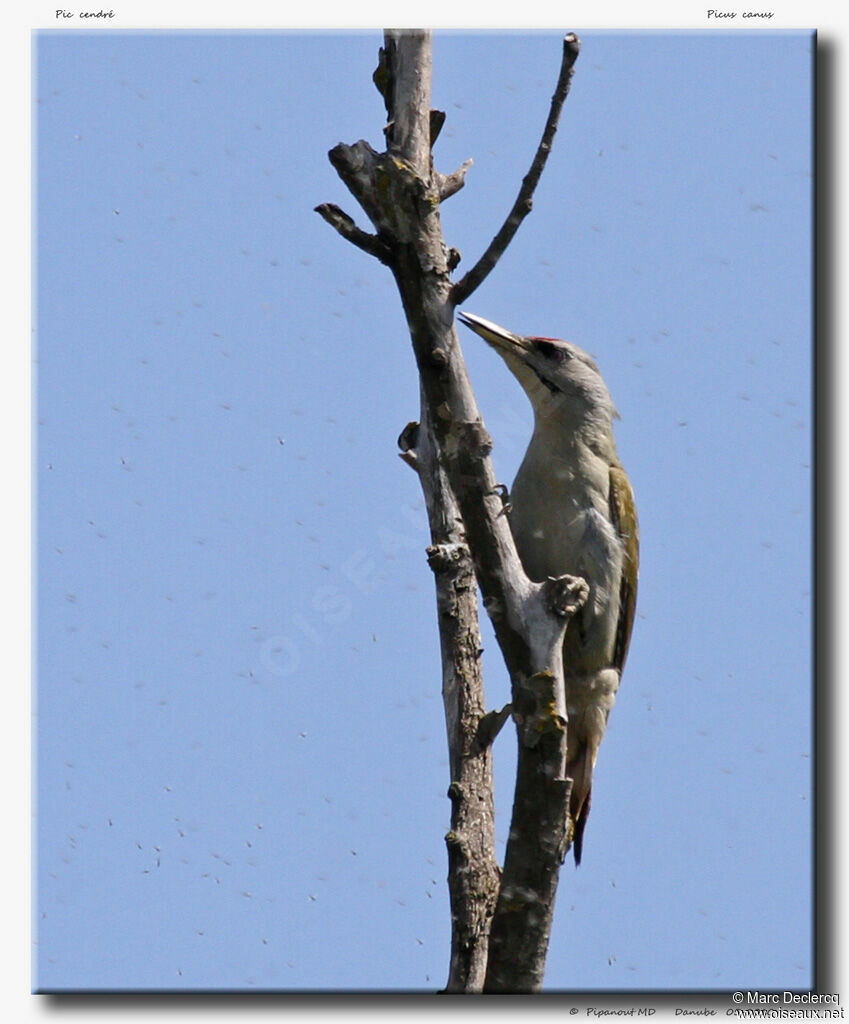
[458,311,639,865]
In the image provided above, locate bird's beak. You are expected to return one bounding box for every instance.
[457,311,531,359]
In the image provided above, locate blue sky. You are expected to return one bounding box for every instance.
[34,29,813,992]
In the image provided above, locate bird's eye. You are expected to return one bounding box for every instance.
[535,339,571,361]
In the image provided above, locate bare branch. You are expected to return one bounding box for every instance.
[451,34,580,306]
[382,30,433,170]
[475,703,512,750]
[416,410,500,992]
[436,158,473,202]
[314,202,392,264]
[485,763,573,992]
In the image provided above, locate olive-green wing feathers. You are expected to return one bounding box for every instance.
[608,464,639,674]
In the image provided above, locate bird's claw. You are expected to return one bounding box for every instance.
[491,483,512,517]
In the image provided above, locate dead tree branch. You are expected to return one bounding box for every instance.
[436,159,474,202]
[410,408,501,990]
[317,30,582,993]
[451,34,580,306]
[314,203,393,264]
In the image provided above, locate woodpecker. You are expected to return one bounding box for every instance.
[458,311,639,865]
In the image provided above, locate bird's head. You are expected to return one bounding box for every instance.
[457,312,617,433]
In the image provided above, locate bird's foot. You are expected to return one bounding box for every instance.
[491,482,512,517]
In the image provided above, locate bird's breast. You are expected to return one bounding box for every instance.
[509,440,624,670]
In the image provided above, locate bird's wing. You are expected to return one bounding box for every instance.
[608,464,639,674]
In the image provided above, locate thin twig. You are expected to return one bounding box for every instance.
[314,203,393,265]
[450,34,580,306]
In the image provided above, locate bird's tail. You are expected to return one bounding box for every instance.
[567,740,595,866]
[571,786,592,866]
[565,686,616,864]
